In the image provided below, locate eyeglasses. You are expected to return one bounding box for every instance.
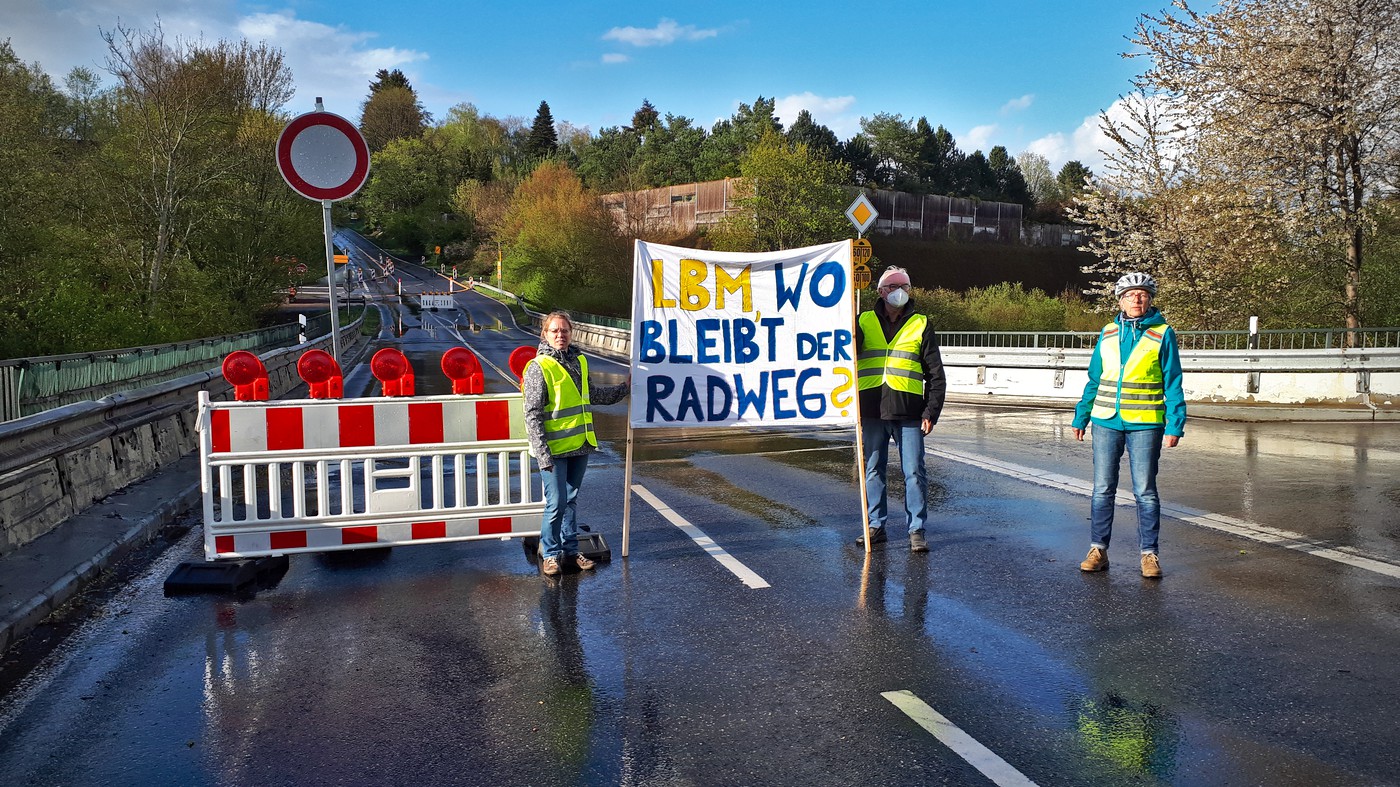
[879,284,910,293]
[1119,291,1151,301]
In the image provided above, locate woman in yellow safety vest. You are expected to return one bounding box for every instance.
[1071,272,1186,579]
[523,311,630,577]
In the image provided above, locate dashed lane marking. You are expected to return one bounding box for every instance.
[631,483,771,589]
[929,446,1400,580]
[882,690,1040,787]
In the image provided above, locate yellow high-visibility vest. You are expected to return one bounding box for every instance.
[529,355,596,456]
[1091,322,1166,424]
[856,311,927,396]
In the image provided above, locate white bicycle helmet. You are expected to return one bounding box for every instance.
[1113,272,1157,298]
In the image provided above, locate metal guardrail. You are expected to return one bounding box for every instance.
[0,315,371,559]
[938,327,1400,351]
[0,308,364,423]
[938,331,1098,349]
[938,345,1400,374]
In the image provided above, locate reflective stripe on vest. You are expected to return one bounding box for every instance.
[530,355,596,456]
[1091,323,1166,424]
[856,311,927,396]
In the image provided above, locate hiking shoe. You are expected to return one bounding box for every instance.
[574,554,597,571]
[1140,553,1163,578]
[1079,547,1108,572]
[541,556,561,576]
[855,528,887,546]
[909,531,929,553]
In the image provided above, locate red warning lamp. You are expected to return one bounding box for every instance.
[297,349,344,399]
[508,346,537,388]
[440,347,484,395]
[371,348,415,396]
[221,351,269,401]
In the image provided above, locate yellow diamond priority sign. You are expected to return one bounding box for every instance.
[846,193,878,234]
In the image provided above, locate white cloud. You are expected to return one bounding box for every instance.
[601,53,629,64]
[774,92,858,138]
[1000,94,1034,114]
[602,18,719,47]
[1026,94,1159,173]
[3,5,433,121]
[963,124,999,153]
[234,12,428,117]
[1026,132,1070,165]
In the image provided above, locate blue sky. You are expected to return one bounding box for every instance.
[7,1,1161,170]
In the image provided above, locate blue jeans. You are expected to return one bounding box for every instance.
[1090,423,1163,553]
[540,454,589,559]
[863,418,928,534]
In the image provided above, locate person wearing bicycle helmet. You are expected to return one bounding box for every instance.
[1072,272,1186,578]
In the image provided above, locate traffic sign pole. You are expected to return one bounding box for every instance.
[276,98,371,366]
[322,199,341,363]
[842,195,880,551]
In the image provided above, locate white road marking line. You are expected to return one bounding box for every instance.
[929,445,1400,579]
[631,483,771,589]
[882,690,1040,787]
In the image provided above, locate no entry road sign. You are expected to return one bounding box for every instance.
[276,111,370,202]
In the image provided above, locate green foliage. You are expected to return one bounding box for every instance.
[858,281,1089,332]
[960,283,1069,331]
[1057,160,1092,195]
[436,103,515,182]
[909,288,978,331]
[575,126,641,191]
[695,97,782,181]
[525,100,558,161]
[786,110,839,161]
[1358,199,1400,327]
[360,70,427,152]
[500,161,629,316]
[0,26,329,359]
[710,133,851,252]
[859,112,919,188]
[637,114,704,186]
[860,282,1098,333]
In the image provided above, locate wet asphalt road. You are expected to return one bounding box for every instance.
[0,247,1397,786]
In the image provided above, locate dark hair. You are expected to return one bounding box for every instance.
[540,310,573,341]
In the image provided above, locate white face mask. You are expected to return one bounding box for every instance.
[885,288,909,308]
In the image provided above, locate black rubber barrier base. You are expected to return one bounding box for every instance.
[163,555,290,595]
[521,530,612,564]
[578,533,611,562]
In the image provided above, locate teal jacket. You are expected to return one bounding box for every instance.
[1072,308,1186,437]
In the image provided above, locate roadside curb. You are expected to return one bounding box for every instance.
[0,455,201,654]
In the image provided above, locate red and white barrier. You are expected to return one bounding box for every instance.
[197,391,541,560]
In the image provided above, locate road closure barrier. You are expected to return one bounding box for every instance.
[196,348,542,561]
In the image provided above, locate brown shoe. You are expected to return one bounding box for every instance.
[574,554,596,571]
[1079,547,1108,572]
[1140,553,1163,578]
[541,556,561,576]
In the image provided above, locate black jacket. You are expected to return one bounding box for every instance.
[855,305,947,423]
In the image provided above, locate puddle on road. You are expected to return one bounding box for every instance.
[644,463,818,530]
[619,423,846,465]
[1073,692,1180,779]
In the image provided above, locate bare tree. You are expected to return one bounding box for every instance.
[1126,0,1400,334]
[1069,93,1289,328]
[101,22,292,310]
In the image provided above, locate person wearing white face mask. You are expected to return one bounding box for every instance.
[854,266,947,552]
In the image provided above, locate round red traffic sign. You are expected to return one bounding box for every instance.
[276,111,370,201]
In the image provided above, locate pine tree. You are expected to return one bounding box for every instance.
[526,100,558,160]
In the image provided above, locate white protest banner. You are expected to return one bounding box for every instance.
[629,239,856,429]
